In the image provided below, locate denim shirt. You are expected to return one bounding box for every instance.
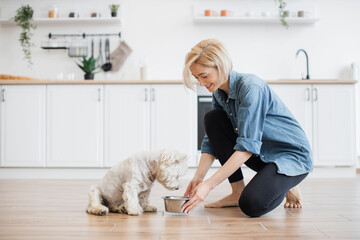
[201,70,313,176]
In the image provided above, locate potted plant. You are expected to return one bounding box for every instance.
[275,0,288,28]
[13,5,37,67]
[76,56,100,80]
[109,4,120,17]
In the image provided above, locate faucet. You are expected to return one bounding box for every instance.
[296,49,310,80]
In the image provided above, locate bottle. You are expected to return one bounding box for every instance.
[351,62,359,81]
[140,57,148,80]
[48,5,58,18]
[140,66,147,81]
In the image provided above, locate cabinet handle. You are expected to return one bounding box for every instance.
[151,88,155,102]
[313,88,318,101]
[98,88,101,102]
[1,89,4,102]
[144,88,148,102]
[305,88,310,101]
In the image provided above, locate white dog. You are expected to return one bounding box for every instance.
[86,149,188,216]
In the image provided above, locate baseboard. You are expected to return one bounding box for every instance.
[0,166,357,180]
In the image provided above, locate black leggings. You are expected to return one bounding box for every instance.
[204,110,308,217]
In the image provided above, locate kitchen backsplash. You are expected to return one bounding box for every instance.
[0,0,360,81]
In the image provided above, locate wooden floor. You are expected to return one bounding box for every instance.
[1,176,360,240]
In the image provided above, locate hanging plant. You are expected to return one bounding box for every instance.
[13,5,37,67]
[275,0,288,28]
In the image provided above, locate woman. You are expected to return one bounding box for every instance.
[181,39,313,217]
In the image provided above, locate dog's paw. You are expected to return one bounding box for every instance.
[86,205,109,216]
[143,205,157,212]
[127,207,143,216]
[111,204,128,214]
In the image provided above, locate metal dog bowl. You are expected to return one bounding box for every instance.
[162,196,189,213]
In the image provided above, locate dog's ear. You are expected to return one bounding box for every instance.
[160,149,188,164]
[177,153,188,163]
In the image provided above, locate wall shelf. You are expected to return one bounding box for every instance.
[0,17,121,25]
[194,16,319,24]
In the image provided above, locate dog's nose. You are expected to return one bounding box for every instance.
[175,187,179,190]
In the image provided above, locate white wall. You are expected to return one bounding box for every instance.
[0,0,360,81]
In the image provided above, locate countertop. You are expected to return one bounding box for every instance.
[0,79,357,85]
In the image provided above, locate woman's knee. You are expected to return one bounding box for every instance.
[238,191,266,218]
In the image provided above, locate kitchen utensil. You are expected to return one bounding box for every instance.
[91,38,94,58]
[101,38,112,72]
[162,196,189,213]
[96,38,104,66]
[68,39,88,58]
[110,41,132,72]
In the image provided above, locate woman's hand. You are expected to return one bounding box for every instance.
[182,181,212,214]
[183,177,203,198]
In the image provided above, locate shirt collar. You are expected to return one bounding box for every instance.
[214,70,237,101]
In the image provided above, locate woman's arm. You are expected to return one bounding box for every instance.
[184,153,215,197]
[182,150,251,214]
[194,153,215,180]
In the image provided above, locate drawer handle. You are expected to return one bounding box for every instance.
[144,88,148,102]
[305,88,310,101]
[1,89,5,102]
[313,88,318,101]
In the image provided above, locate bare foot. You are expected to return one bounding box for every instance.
[284,186,302,208]
[205,193,240,208]
[205,181,244,208]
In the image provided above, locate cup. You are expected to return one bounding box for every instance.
[282,10,296,18]
[220,10,233,17]
[261,11,271,17]
[56,72,64,81]
[298,10,311,18]
[204,9,218,17]
[91,12,101,18]
[67,73,75,81]
[246,11,255,17]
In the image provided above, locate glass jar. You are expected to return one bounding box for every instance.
[48,5,58,18]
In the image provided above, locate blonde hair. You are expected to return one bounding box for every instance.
[183,39,233,90]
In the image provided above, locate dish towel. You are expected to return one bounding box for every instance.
[110,41,132,72]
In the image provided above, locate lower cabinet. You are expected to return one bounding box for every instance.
[0,85,46,167]
[0,83,197,168]
[46,85,104,167]
[104,84,151,166]
[270,83,356,166]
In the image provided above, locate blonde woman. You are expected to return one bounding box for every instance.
[182,39,312,217]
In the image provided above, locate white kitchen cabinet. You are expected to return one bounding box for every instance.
[150,85,196,163]
[104,84,150,166]
[270,83,356,166]
[0,85,46,167]
[104,84,197,167]
[46,85,103,167]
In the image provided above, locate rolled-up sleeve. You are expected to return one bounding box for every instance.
[234,85,268,154]
[200,95,223,157]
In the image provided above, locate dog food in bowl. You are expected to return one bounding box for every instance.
[162,196,189,213]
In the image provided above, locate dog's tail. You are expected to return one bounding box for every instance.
[86,184,109,216]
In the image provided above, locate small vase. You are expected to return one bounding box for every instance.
[84,73,94,80]
[111,12,117,17]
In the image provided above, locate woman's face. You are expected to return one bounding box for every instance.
[189,63,228,93]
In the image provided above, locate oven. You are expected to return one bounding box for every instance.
[197,85,212,151]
